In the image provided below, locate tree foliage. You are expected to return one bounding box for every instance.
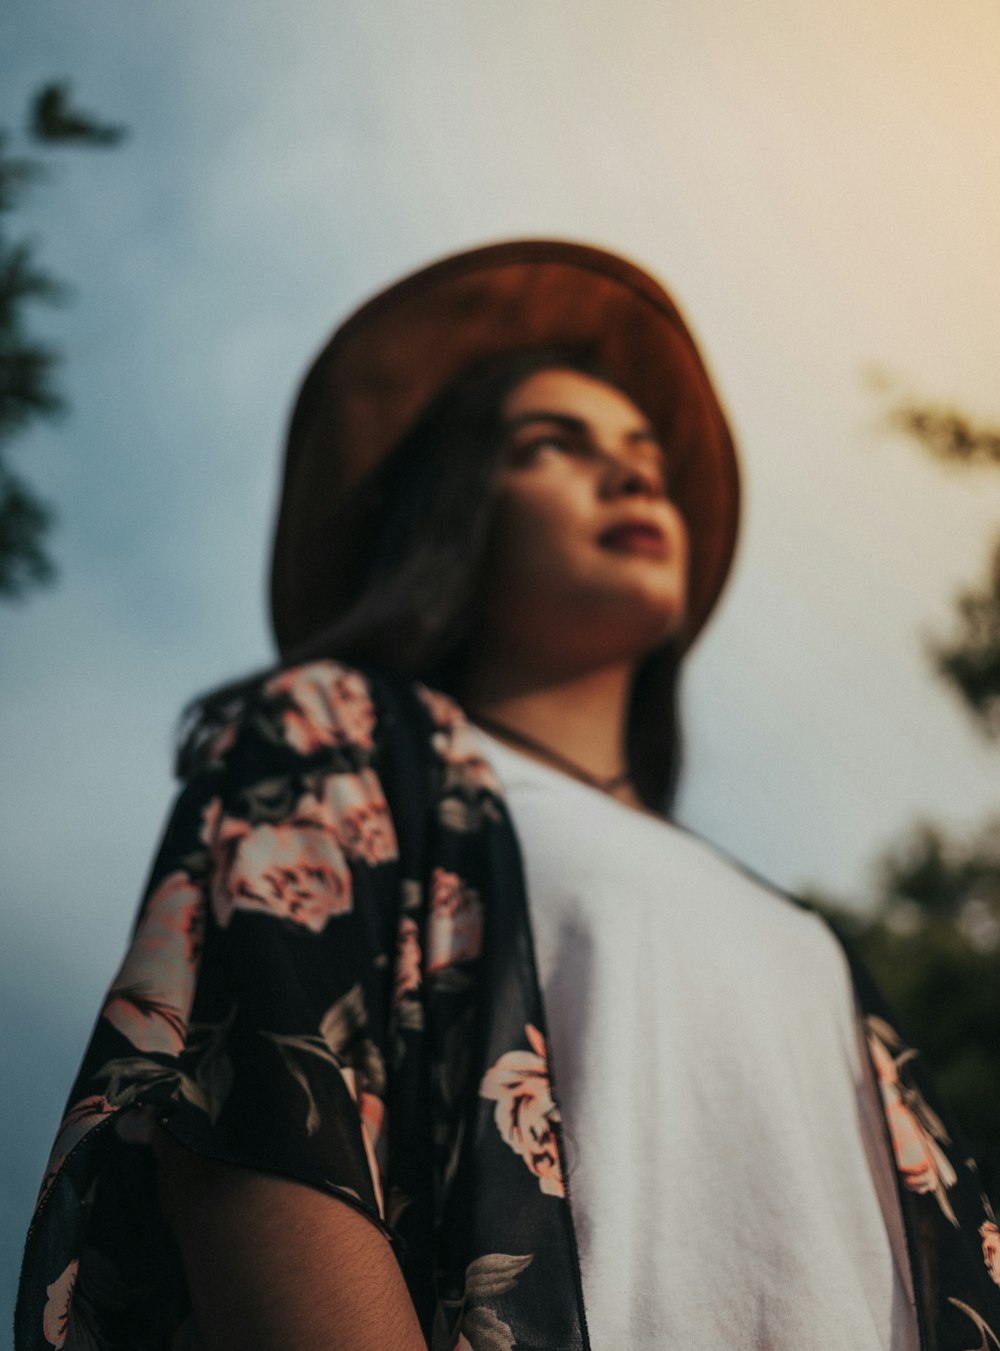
[929,538,1000,739]
[29,82,126,148]
[889,400,1000,471]
[886,394,1000,736]
[819,388,1000,1205]
[0,81,125,599]
[809,817,1000,1204]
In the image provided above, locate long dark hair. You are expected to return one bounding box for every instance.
[178,346,686,811]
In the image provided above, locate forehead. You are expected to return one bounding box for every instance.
[502,367,653,430]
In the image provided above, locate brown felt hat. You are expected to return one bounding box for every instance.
[270,238,741,657]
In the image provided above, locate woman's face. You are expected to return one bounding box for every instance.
[475,366,689,673]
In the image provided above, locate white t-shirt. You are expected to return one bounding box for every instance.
[470,725,921,1350]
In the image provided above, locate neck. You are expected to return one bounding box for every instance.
[458,648,637,799]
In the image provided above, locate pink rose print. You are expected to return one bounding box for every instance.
[312,768,399,866]
[866,1016,958,1225]
[36,1095,117,1210]
[417,685,466,731]
[982,1221,1000,1287]
[416,685,503,797]
[102,870,204,1055]
[479,1024,565,1198]
[393,916,422,1006]
[42,1257,78,1349]
[265,662,376,755]
[201,795,352,932]
[427,868,483,975]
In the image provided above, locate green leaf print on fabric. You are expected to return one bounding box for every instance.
[263,985,388,1211]
[947,1296,1000,1350]
[431,1254,534,1351]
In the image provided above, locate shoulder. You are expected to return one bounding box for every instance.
[180,660,392,783]
[243,658,489,772]
[667,822,855,963]
[250,660,382,759]
[182,658,506,816]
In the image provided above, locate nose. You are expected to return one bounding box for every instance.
[595,446,662,500]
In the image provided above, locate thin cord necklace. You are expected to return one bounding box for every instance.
[467,709,633,795]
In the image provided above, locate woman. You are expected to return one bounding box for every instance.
[16,240,1000,1350]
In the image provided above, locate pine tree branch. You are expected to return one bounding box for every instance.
[29,81,127,148]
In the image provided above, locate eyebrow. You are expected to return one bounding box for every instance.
[504,410,662,446]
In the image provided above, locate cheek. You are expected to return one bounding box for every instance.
[671,509,691,579]
[487,485,584,584]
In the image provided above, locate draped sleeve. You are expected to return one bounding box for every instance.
[15,661,432,1351]
[29,656,1000,1350]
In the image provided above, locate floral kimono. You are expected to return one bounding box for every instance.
[15,660,1000,1350]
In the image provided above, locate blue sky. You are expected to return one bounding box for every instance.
[3,0,1000,1332]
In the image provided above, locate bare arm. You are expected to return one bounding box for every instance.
[154,1125,428,1351]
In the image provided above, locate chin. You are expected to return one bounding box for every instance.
[625,585,686,638]
[642,614,686,653]
[580,600,685,665]
[629,594,687,653]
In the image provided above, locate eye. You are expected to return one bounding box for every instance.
[507,430,584,466]
[529,433,573,455]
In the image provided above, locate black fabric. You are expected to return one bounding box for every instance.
[15,660,1000,1350]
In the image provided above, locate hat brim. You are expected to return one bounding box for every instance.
[270,238,741,657]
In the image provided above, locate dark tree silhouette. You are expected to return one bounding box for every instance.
[813,386,1000,1204]
[890,401,1000,470]
[811,816,1000,1203]
[929,538,1000,739]
[0,81,126,599]
[887,396,1000,735]
[29,82,126,148]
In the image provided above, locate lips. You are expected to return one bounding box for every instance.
[597,520,669,558]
